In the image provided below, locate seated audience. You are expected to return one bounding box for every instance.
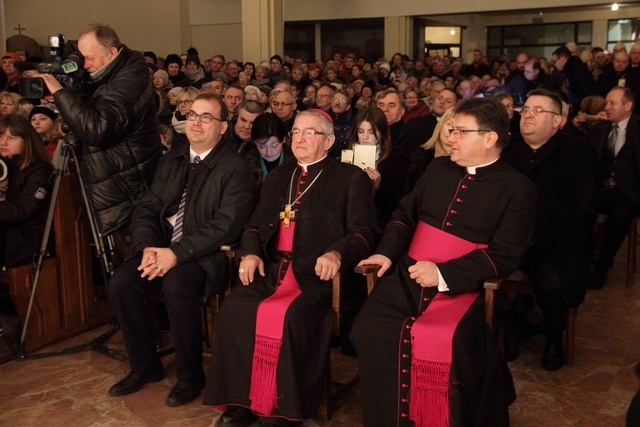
[502,89,593,370]
[0,114,53,267]
[107,93,255,407]
[588,86,640,289]
[203,109,376,426]
[352,97,536,427]
[238,112,293,184]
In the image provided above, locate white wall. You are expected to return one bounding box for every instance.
[3,0,185,56]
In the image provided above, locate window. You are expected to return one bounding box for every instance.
[607,19,640,52]
[487,22,591,60]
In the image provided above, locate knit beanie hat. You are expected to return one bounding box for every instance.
[154,69,169,84]
[186,53,200,66]
[29,105,59,122]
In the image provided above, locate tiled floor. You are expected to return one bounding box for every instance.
[0,253,638,427]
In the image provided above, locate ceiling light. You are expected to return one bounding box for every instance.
[612,3,619,11]
[450,29,456,36]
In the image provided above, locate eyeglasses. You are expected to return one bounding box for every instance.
[317,94,332,98]
[178,99,193,106]
[448,129,491,138]
[521,106,560,116]
[272,102,295,108]
[333,98,349,104]
[186,111,225,123]
[289,128,328,138]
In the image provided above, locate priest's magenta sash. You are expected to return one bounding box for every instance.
[407,221,487,427]
[248,220,302,415]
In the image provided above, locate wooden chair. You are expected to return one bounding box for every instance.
[483,271,577,367]
[201,244,238,355]
[318,264,380,420]
[626,217,639,288]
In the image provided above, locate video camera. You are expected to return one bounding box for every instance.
[19,34,86,99]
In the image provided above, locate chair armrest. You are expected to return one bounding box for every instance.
[355,264,381,295]
[354,264,381,276]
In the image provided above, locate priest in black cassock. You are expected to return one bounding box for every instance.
[351,98,537,427]
[203,109,376,427]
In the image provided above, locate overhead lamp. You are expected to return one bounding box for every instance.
[450,29,456,36]
[612,3,619,11]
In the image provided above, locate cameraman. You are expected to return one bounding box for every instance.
[30,23,161,262]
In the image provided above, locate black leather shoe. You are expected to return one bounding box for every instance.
[218,406,256,426]
[166,378,205,407]
[542,336,565,371]
[108,368,164,396]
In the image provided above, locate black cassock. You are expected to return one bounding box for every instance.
[351,157,537,427]
[203,156,376,420]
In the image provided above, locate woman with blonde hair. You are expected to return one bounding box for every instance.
[405,106,456,194]
[0,92,21,118]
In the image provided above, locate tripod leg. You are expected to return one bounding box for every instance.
[18,148,71,358]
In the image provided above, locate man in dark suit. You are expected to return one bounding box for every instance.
[502,89,593,370]
[589,86,640,289]
[106,93,255,406]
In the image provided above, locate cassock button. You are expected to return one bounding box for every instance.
[401,413,408,418]
[468,176,474,180]
[461,185,467,189]
[403,339,410,343]
[402,369,408,373]
[402,398,408,402]
[446,222,452,226]
[456,198,462,202]
[450,210,457,214]
[401,383,409,387]
[402,354,409,358]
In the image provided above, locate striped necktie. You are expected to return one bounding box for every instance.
[171,155,201,243]
[607,123,619,156]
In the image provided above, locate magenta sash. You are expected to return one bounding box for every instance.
[248,221,302,415]
[407,222,487,427]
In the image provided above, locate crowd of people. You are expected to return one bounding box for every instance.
[1,23,640,426]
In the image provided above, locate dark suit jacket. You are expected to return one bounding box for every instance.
[587,113,640,209]
[503,132,593,306]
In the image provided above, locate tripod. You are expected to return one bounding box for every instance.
[18,130,127,361]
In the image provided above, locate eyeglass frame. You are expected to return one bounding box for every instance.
[186,110,225,123]
[520,106,560,116]
[288,128,329,138]
[447,129,491,138]
[178,99,194,106]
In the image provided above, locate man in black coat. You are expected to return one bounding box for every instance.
[204,110,376,426]
[34,23,161,260]
[552,46,595,112]
[502,89,593,370]
[106,93,255,406]
[588,86,640,289]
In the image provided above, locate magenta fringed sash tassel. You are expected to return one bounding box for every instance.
[406,222,488,427]
[249,333,282,415]
[248,221,301,415]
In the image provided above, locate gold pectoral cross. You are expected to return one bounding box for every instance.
[279,204,296,227]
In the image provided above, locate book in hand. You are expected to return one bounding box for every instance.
[341,144,376,170]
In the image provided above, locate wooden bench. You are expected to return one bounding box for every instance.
[1,174,110,354]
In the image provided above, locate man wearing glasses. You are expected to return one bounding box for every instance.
[353,97,536,427]
[502,89,593,371]
[205,110,376,426]
[107,93,255,407]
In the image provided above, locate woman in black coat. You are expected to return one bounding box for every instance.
[0,114,53,267]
